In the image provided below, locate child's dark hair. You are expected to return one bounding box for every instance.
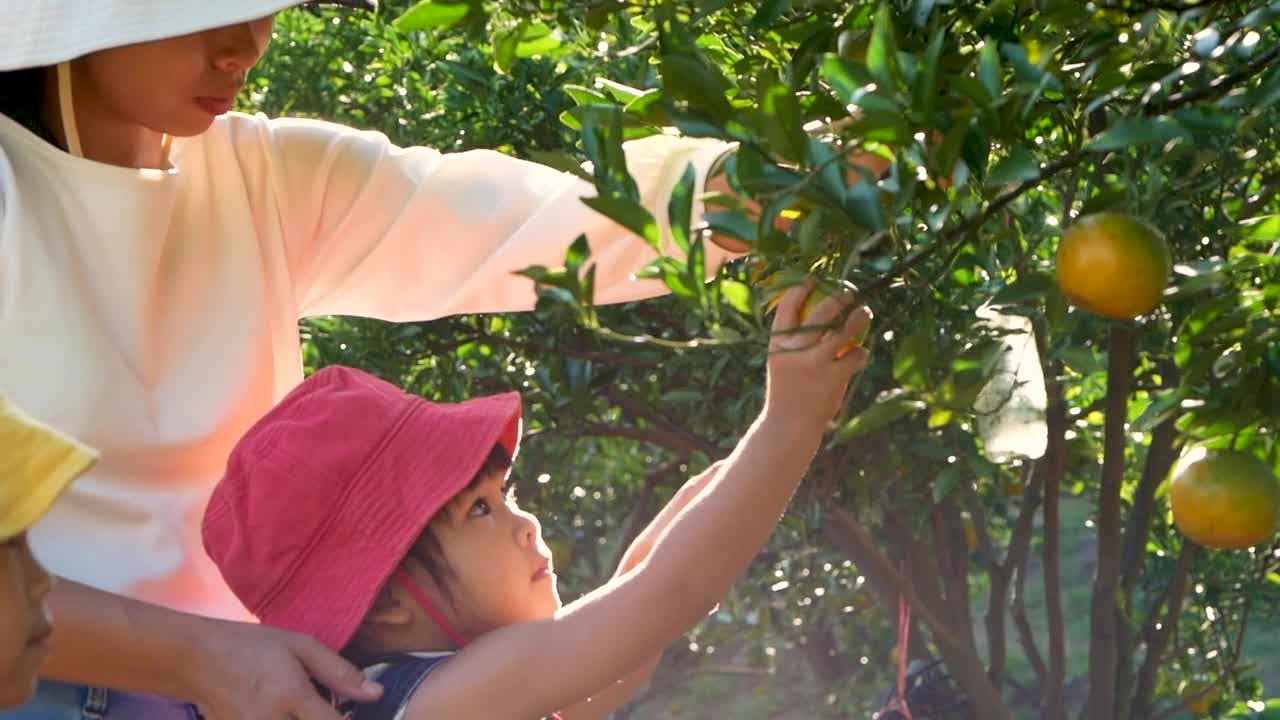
[410,443,513,602]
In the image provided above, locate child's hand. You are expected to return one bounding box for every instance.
[764,279,872,429]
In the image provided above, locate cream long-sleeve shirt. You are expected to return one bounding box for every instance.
[0,110,731,621]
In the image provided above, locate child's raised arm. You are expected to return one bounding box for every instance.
[409,281,872,719]
[556,462,725,719]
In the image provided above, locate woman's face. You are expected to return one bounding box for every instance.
[71,16,274,137]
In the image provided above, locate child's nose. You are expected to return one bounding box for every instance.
[515,510,541,548]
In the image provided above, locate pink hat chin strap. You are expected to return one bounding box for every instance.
[392,568,564,720]
[395,568,469,649]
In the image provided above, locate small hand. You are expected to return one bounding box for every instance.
[765,279,873,428]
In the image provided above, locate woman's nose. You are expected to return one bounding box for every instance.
[208,19,272,74]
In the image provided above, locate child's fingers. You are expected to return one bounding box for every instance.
[835,344,871,374]
[771,278,816,334]
[801,290,857,330]
[819,304,874,360]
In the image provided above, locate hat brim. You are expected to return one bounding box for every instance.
[1,1,376,71]
[306,0,377,9]
[0,401,98,541]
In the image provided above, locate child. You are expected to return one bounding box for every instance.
[203,282,872,719]
[0,397,97,709]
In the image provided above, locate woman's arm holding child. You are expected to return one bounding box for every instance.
[410,281,871,719]
[40,578,380,720]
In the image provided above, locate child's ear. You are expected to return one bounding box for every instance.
[364,584,414,626]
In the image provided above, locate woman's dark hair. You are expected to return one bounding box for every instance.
[0,68,58,145]
[410,443,514,603]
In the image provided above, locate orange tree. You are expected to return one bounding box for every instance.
[247,1,1280,718]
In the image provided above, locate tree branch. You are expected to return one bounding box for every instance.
[1006,462,1048,690]
[1114,370,1181,718]
[1147,39,1280,114]
[1132,542,1199,720]
[1042,362,1070,720]
[1084,323,1137,720]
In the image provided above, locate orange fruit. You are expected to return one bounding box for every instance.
[1168,448,1280,549]
[1054,212,1171,320]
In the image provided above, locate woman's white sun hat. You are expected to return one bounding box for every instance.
[1,0,375,71]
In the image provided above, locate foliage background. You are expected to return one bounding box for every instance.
[238,1,1280,717]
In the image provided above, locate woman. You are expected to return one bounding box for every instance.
[0,2,886,718]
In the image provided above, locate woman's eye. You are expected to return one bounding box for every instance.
[468,498,492,517]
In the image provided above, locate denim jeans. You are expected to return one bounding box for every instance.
[0,680,198,720]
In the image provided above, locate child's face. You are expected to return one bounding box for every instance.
[71,16,274,138]
[0,533,54,709]
[427,472,561,637]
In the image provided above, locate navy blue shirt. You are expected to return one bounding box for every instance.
[328,652,452,720]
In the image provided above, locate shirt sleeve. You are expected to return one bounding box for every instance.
[256,116,736,321]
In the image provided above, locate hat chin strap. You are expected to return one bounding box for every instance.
[55,62,83,158]
[55,61,173,166]
[395,568,469,649]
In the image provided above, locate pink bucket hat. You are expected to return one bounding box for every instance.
[202,365,521,651]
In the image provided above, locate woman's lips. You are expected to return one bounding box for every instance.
[196,97,235,116]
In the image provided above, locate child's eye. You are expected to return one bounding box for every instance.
[468,498,492,518]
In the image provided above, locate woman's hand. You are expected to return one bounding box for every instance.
[189,619,382,720]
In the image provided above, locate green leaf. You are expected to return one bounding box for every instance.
[985,145,1040,187]
[668,163,697,255]
[977,42,1001,99]
[582,196,660,249]
[720,279,752,314]
[912,27,946,119]
[990,274,1053,305]
[528,151,594,184]
[661,53,734,122]
[758,72,806,163]
[750,0,793,29]
[1132,390,1183,432]
[1001,42,1063,92]
[1078,184,1131,215]
[894,326,937,391]
[1086,117,1191,152]
[515,23,562,58]
[831,389,926,445]
[394,0,470,31]
[844,179,886,232]
[821,56,888,110]
[705,210,758,246]
[866,3,901,90]
[932,465,964,502]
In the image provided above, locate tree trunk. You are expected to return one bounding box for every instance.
[1042,362,1069,720]
[1084,323,1136,720]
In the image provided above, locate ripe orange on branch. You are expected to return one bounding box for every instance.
[1168,448,1280,550]
[1054,212,1171,320]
